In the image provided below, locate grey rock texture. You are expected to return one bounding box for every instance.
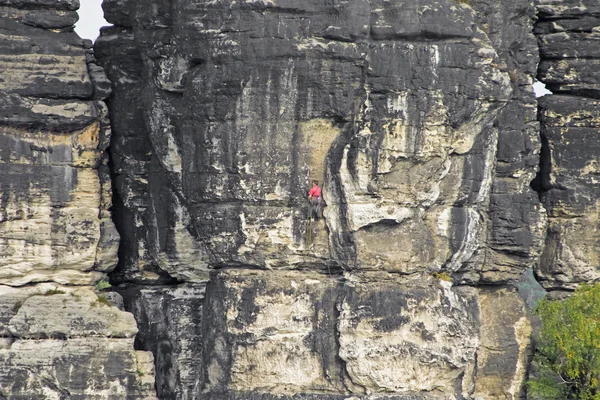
[0,338,156,399]
[470,288,533,399]
[0,1,158,398]
[97,0,543,283]
[13,0,600,397]
[121,269,534,399]
[0,284,157,399]
[0,0,79,30]
[469,0,546,284]
[96,0,545,398]
[533,0,600,291]
[337,274,479,395]
[8,288,138,339]
[0,14,116,287]
[120,284,206,399]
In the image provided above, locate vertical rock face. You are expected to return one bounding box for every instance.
[337,274,480,395]
[0,1,118,286]
[469,0,546,284]
[471,288,533,399]
[534,0,600,291]
[0,1,157,398]
[202,270,482,398]
[11,0,600,397]
[13,0,599,397]
[98,0,543,284]
[120,284,206,399]
[97,1,544,398]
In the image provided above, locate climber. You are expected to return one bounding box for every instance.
[307,181,322,220]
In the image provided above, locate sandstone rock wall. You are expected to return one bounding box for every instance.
[0,0,116,287]
[98,0,544,285]
[96,0,545,398]
[533,0,600,293]
[8,0,600,398]
[0,1,156,397]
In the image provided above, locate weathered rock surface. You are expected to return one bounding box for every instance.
[470,288,532,399]
[120,268,537,399]
[0,284,156,398]
[0,0,79,30]
[8,288,138,339]
[95,0,546,398]
[203,270,344,396]
[0,338,156,399]
[338,273,479,395]
[533,0,600,291]
[469,0,546,284]
[0,1,158,398]
[98,0,543,283]
[120,284,206,399]
[14,0,600,398]
[0,14,117,287]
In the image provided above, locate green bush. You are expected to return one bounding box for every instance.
[528,284,600,399]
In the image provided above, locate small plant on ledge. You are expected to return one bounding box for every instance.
[433,271,453,282]
[44,288,66,296]
[94,294,112,307]
[95,277,112,291]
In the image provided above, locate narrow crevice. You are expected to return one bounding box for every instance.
[529,131,567,195]
[325,122,358,269]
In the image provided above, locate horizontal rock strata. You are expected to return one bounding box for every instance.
[0,13,117,287]
[97,0,545,398]
[534,0,600,292]
[0,1,157,398]
[0,284,156,398]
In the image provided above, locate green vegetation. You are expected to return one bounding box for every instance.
[44,288,66,296]
[94,294,112,307]
[433,271,453,282]
[455,0,471,5]
[95,277,112,291]
[528,284,600,399]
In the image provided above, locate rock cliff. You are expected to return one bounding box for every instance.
[95,0,545,398]
[1,0,599,398]
[0,1,156,397]
[533,0,600,295]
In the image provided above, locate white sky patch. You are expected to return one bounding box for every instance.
[75,0,111,41]
[533,80,552,98]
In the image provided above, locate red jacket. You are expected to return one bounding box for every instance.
[308,186,321,197]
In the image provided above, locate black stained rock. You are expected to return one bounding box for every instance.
[534,3,600,291]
